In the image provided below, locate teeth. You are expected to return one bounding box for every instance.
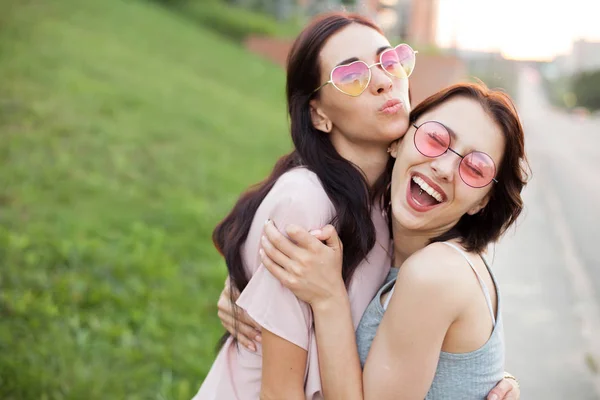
[412,176,444,203]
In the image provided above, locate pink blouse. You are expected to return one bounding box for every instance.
[194,168,391,400]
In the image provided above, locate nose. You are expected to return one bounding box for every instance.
[369,64,393,95]
[430,152,459,183]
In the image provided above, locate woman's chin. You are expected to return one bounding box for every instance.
[391,206,428,232]
[382,122,410,142]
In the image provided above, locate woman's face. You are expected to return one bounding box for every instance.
[311,24,411,147]
[389,96,505,236]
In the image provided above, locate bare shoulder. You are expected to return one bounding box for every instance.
[402,242,466,275]
[398,242,475,302]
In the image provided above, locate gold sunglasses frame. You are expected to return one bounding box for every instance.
[312,44,418,97]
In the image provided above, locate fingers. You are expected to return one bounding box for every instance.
[218,308,261,352]
[230,297,262,333]
[240,310,262,333]
[260,245,298,289]
[264,220,299,257]
[309,224,336,242]
[319,224,342,249]
[285,223,323,250]
[486,378,514,400]
[218,281,262,351]
[223,276,241,299]
[261,234,296,273]
[234,313,262,349]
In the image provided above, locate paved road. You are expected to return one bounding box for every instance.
[494,66,600,399]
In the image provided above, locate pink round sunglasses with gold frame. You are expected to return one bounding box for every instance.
[313,44,417,97]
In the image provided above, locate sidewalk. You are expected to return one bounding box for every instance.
[491,69,600,398]
[494,176,598,399]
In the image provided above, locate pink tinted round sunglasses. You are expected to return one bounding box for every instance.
[413,121,499,188]
[313,44,417,97]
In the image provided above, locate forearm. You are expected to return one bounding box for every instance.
[312,291,364,400]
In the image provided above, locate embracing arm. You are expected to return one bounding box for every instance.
[217,277,262,352]
[260,224,521,400]
[362,252,458,399]
[312,290,364,400]
[261,222,364,399]
[261,222,452,399]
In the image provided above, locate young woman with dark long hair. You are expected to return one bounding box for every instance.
[195,12,412,400]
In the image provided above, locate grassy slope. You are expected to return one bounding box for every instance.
[0,0,290,398]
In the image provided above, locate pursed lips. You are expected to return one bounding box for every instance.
[379,98,403,114]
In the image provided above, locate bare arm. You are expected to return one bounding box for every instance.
[362,251,458,399]
[261,224,521,400]
[260,222,363,399]
[312,290,364,400]
[260,328,307,400]
[261,236,454,399]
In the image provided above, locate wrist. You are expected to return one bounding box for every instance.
[311,283,349,314]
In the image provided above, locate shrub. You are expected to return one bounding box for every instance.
[170,1,281,41]
[572,69,600,111]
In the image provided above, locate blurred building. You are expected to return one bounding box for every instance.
[294,0,438,46]
[363,0,438,45]
[552,39,600,76]
[405,0,437,45]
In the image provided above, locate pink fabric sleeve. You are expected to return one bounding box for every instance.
[236,171,334,351]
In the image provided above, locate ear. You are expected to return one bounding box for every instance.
[388,140,400,159]
[467,194,490,216]
[309,99,333,133]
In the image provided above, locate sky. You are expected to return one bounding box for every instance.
[436,0,600,60]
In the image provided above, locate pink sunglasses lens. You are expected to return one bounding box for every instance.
[459,152,497,188]
[331,62,370,96]
[381,44,415,78]
[414,122,450,157]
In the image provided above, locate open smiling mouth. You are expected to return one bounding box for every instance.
[407,175,446,211]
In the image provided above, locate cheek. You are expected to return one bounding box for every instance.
[328,97,372,129]
[389,148,418,196]
[453,186,486,212]
[395,137,421,165]
[325,87,361,111]
[392,78,410,105]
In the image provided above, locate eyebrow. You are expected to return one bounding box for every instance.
[376,45,392,56]
[335,45,393,67]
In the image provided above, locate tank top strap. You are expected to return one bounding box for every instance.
[441,242,496,326]
[383,284,396,310]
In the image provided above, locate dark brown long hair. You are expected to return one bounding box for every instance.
[213,12,390,346]
[382,82,530,253]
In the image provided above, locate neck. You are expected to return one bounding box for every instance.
[391,215,456,266]
[392,218,461,265]
[391,226,432,267]
[330,135,389,187]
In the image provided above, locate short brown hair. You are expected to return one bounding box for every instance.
[387,82,531,253]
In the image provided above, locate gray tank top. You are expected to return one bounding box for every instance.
[355,242,505,399]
